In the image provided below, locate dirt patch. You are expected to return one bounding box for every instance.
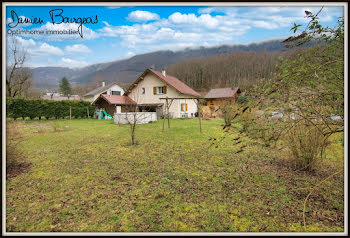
[6,162,31,179]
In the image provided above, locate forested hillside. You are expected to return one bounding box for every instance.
[166,50,299,92]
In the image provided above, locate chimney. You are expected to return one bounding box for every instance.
[162,69,166,77]
[102,82,105,87]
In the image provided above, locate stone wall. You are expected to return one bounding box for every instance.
[114,112,157,124]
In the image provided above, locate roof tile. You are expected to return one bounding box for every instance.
[205,87,240,99]
[94,94,136,105]
[149,69,201,97]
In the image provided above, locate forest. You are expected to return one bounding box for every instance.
[165,49,300,92]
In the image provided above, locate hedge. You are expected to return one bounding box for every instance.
[6,98,96,120]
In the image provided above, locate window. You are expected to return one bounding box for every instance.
[153,86,167,95]
[142,88,145,94]
[157,87,164,94]
[112,91,121,95]
[181,103,188,112]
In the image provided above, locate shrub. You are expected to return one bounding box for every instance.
[220,101,237,128]
[50,121,65,132]
[6,120,25,170]
[236,95,249,104]
[282,123,329,171]
[6,98,95,120]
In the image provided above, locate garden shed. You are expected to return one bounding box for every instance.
[92,94,136,116]
[205,87,241,106]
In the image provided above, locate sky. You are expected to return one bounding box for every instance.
[5,4,344,68]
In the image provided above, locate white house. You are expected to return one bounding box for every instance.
[42,93,81,101]
[125,68,201,118]
[83,82,125,102]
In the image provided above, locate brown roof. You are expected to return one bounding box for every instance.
[205,87,241,99]
[93,94,136,105]
[126,68,201,97]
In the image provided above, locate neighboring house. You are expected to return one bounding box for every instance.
[92,94,137,116]
[42,93,81,101]
[204,87,241,107]
[125,68,201,118]
[83,82,125,102]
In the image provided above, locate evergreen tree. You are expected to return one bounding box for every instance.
[59,77,72,96]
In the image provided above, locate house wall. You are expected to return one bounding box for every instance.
[106,85,125,96]
[206,98,231,106]
[121,105,136,113]
[206,94,239,107]
[128,73,198,118]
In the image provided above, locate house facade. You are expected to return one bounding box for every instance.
[125,69,201,118]
[83,82,125,102]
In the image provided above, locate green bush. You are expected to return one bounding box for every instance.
[6,98,96,120]
[236,95,249,104]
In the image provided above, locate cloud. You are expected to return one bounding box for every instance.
[102,21,111,26]
[99,10,251,51]
[60,57,89,68]
[127,10,160,22]
[126,51,135,57]
[32,43,64,56]
[168,12,220,29]
[10,36,36,48]
[65,44,92,54]
[7,36,64,57]
[198,7,237,15]
[252,20,279,29]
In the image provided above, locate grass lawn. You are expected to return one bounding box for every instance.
[6,118,344,232]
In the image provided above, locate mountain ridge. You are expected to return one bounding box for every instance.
[30,39,307,89]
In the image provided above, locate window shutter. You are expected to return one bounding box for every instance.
[186,104,188,111]
[153,87,157,95]
[163,86,167,94]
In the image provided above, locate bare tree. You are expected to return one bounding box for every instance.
[6,37,33,97]
[121,88,146,145]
